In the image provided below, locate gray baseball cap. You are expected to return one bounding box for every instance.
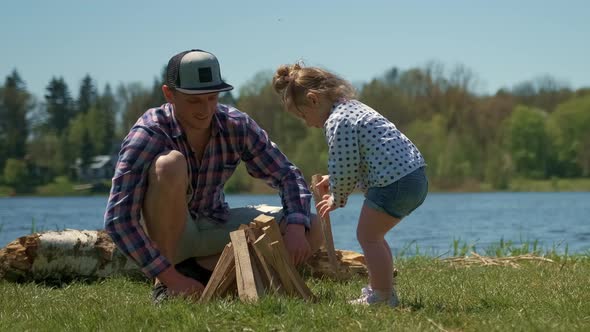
[165,49,233,94]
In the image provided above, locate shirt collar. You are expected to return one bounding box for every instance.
[212,107,224,135]
[168,103,183,138]
[330,97,349,113]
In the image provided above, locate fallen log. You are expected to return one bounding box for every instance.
[1,229,369,283]
[0,229,142,282]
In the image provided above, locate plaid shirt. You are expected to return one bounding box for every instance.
[104,103,311,278]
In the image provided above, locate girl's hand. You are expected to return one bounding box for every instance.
[315,175,330,195]
[316,194,336,219]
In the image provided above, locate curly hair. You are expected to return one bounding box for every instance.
[272,62,356,107]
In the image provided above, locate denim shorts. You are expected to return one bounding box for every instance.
[364,166,428,219]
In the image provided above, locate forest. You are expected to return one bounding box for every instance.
[1,62,589,195]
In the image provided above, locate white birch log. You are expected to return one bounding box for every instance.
[0,229,142,282]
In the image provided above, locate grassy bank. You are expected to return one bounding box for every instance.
[507,177,590,192]
[1,254,589,331]
[427,177,590,193]
[1,177,590,197]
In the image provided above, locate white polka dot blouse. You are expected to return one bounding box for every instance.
[324,99,426,208]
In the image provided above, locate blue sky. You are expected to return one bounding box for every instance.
[1,0,588,99]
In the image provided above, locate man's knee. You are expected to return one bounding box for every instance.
[150,150,187,187]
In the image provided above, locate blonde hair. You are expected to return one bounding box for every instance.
[272,62,356,107]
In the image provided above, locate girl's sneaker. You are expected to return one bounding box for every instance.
[349,286,399,307]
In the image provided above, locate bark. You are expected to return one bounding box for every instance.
[304,248,370,279]
[0,229,143,282]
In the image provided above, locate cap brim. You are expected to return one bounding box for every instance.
[175,82,234,95]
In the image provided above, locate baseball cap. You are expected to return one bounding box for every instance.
[165,49,234,95]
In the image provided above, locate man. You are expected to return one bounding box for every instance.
[104,49,323,303]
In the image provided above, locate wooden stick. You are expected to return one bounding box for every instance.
[230,229,262,302]
[251,215,313,299]
[200,243,235,302]
[248,231,281,294]
[253,233,295,295]
[310,174,339,274]
[268,240,313,300]
[252,214,275,227]
[215,265,237,297]
[261,221,314,300]
[248,243,267,295]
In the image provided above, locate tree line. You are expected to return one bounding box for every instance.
[1,62,589,195]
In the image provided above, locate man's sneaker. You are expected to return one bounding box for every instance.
[349,285,399,307]
[150,259,213,305]
[151,282,169,305]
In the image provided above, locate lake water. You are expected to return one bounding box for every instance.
[0,192,589,256]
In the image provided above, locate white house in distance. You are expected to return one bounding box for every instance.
[73,155,117,182]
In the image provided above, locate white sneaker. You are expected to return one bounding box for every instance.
[349,286,399,307]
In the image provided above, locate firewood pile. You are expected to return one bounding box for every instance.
[200,214,314,302]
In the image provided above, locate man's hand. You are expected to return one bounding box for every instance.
[283,223,311,266]
[316,194,336,219]
[157,266,205,300]
[315,174,330,195]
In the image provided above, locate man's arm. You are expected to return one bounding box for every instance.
[238,116,313,265]
[104,126,172,278]
[240,116,312,229]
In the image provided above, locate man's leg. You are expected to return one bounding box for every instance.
[195,254,221,271]
[142,150,188,271]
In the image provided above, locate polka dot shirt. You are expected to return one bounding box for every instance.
[324,99,426,208]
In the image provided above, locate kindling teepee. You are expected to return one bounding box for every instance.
[201,173,345,303]
[200,214,314,302]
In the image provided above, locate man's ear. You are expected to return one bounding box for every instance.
[162,85,175,103]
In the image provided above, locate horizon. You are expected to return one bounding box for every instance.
[1,0,589,100]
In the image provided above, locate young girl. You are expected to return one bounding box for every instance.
[272,63,428,306]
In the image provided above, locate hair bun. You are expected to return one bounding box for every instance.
[272,64,294,93]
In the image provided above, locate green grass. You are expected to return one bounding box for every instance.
[508,177,590,192]
[1,255,589,332]
[0,185,15,197]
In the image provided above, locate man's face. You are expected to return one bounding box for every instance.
[167,89,219,130]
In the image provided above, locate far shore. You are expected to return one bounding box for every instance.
[1,177,590,198]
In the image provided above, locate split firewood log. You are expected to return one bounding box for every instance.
[304,248,369,279]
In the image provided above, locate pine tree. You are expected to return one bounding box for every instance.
[45,77,74,135]
[98,84,117,154]
[77,74,97,114]
[0,70,33,169]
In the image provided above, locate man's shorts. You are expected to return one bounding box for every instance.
[142,205,284,264]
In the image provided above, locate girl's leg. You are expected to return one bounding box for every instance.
[383,240,393,265]
[357,204,401,297]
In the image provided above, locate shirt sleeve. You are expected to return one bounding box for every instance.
[240,116,312,229]
[104,125,171,278]
[325,114,360,208]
